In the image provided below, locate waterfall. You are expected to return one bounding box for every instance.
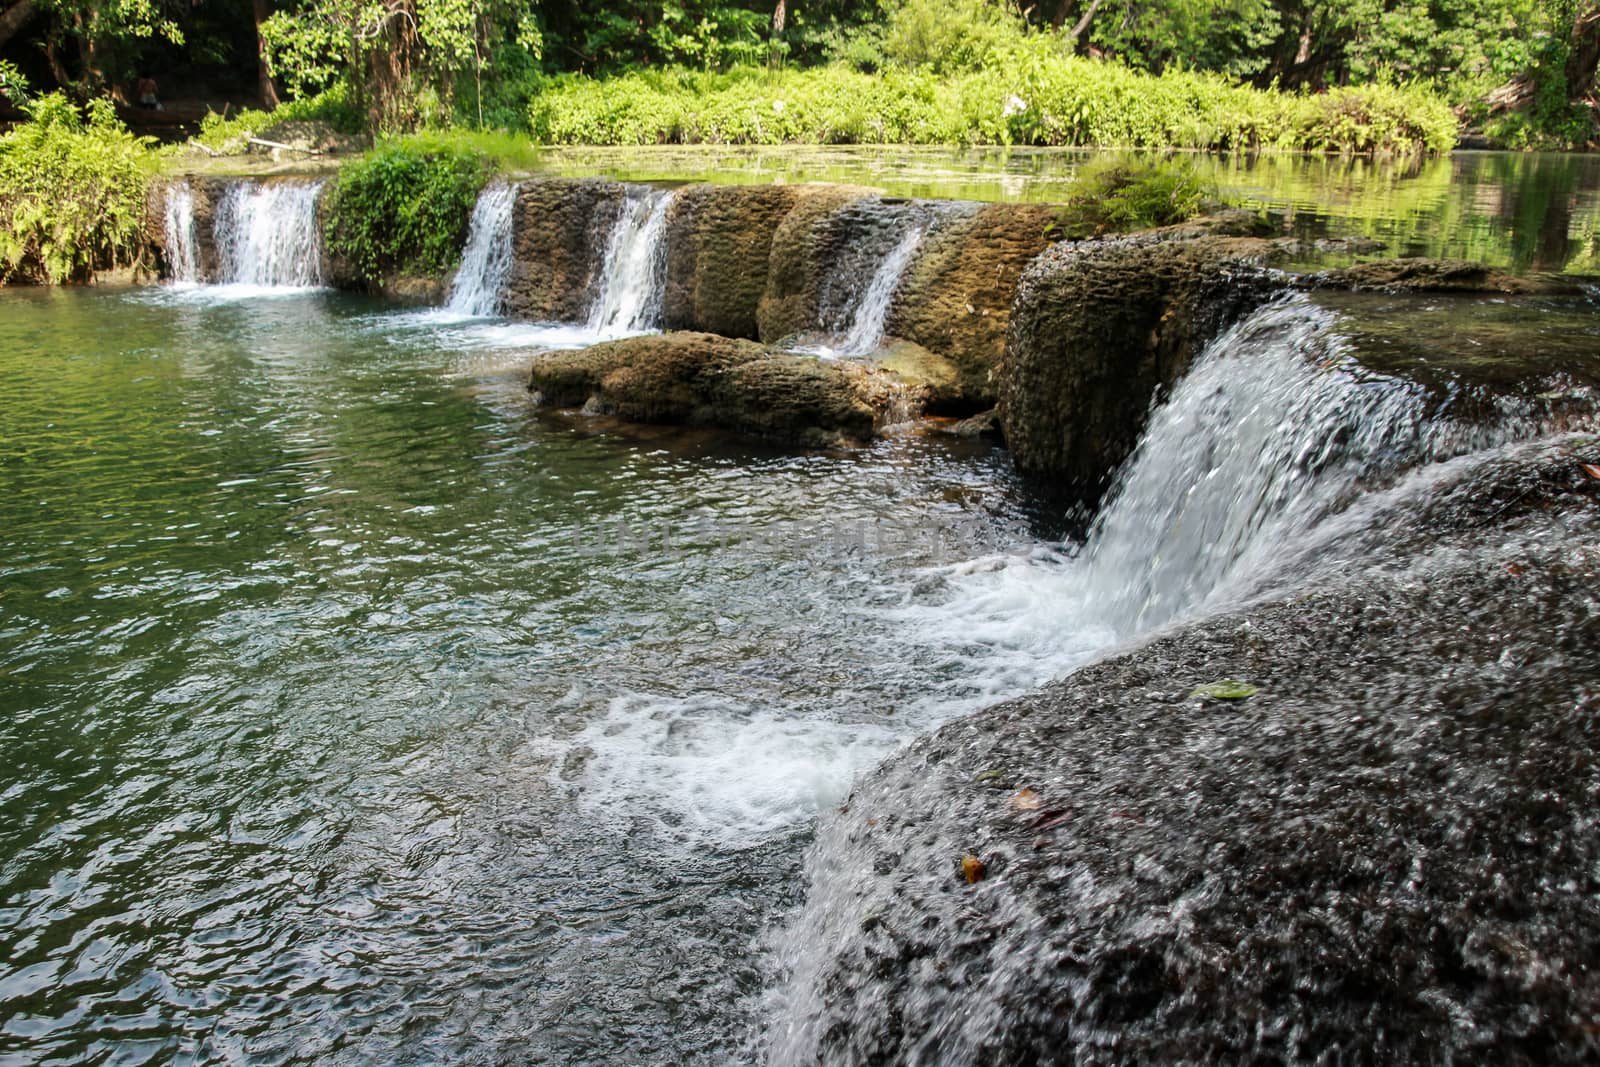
[834,224,927,357]
[587,188,674,337]
[213,180,325,288]
[162,182,200,285]
[446,181,519,317]
[764,293,1561,1064]
[1072,294,1527,636]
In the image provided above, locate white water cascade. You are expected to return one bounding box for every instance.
[587,188,675,336]
[446,181,519,317]
[834,223,928,356]
[213,180,326,288]
[162,182,200,285]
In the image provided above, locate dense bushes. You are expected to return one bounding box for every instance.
[1051,158,1209,239]
[0,94,158,284]
[527,56,1458,155]
[321,134,491,284]
[195,86,367,151]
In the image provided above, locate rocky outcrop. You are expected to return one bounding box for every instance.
[502,178,626,322]
[661,184,826,340]
[528,331,917,447]
[143,177,228,282]
[999,232,1279,497]
[886,202,1059,409]
[774,436,1600,1065]
[754,186,874,343]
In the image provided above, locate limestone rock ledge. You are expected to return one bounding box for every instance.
[527,331,929,448]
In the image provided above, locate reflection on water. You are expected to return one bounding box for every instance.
[521,145,1600,274]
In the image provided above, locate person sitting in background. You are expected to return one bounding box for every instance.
[136,76,160,110]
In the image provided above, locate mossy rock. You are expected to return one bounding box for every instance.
[754,185,878,344]
[503,178,627,323]
[999,232,1280,500]
[886,202,1060,410]
[528,330,895,447]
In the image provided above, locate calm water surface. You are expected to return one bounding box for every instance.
[521,145,1600,273]
[0,288,1082,1065]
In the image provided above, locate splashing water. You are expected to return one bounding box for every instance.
[445,181,519,318]
[587,187,674,337]
[214,180,325,288]
[162,181,200,285]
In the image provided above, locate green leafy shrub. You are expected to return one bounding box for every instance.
[527,55,1458,155]
[196,85,366,151]
[322,134,490,284]
[1051,157,1208,238]
[0,94,157,283]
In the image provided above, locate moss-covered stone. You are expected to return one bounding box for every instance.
[503,178,626,322]
[528,330,915,447]
[659,184,816,339]
[886,202,1059,408]
[999,233,1279,498]
[755,189,908,343]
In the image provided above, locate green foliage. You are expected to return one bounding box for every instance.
[196,85,366,150]
[322,134,490,284]
[0,61,30,106]
[527,56,1457,155]
[880,0,1032,74]
[1051,157,1208,238]
[0,92,156,283]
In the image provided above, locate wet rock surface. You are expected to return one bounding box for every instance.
[661,184,821,340]
[1303,257,1595,295]
[502,178,626,322]
[145,177,227,282]
[527,331,908,447]
[887,202,1059,409]
[999,232,1279,498]
[756,187,877,344]
[775,436,1600,1066]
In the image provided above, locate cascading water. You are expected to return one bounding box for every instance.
[763,292,1575,1064]
[446,181,519,317]
[213,180,325,288]
[587,187,674,337]
[161,181,200,285]
[832,223,928,356]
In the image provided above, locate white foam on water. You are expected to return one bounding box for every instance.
[548,694,909,848]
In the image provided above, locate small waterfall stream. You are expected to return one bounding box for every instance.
[214,180,326,288]
[834,223,928,356]
[587,188,674,336]
[446,181,519,317]
[161,182,200,285]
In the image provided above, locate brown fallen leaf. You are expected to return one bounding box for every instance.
[1008,787,1044,812]
[1504,561,1525,577]
[960,854,987,884]
[1583,463,1600,482]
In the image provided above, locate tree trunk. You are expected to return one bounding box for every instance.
[1566,4,1600,100]
[0,0,36,52]
[1068,0,1102,42]
[252,0,279,109]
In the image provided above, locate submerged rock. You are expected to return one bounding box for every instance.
[773,436,1600,1065]
[528,331,917,447]
[999,232,1279,498]
[502,178,627,322]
